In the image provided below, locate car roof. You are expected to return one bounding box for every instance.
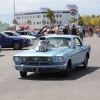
[41,35,78,38]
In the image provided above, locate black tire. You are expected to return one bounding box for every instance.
[12,41,22,50]
[83,55,88,69]
[20,71,27,78]
[62,63,69,77]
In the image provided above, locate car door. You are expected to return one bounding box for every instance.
[0,34,11,47]
[72,37,84,65]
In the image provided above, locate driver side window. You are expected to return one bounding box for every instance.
[73,38,82,48]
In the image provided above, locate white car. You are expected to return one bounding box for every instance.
[3,31,36,46]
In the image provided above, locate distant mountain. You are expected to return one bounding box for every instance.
[0,13,14,26]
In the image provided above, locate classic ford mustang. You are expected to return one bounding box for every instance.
[13,35,91,77]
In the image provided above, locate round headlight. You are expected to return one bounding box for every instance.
[22,57,27,61]
[14,56,20,62]
[47,57,52,62]
[57,57,63,62]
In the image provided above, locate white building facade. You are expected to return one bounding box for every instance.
[15,5,79,29]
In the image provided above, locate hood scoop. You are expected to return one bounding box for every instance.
[38,40,51,52]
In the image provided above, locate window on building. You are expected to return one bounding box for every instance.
[37,22,39,24]
[40,22,41,24]
[27,16,29,19]
[47,21,49,24]
[44,15,45,18]
[57,21,58,24]
[22,17,23,19]
[25,16,26,19]
[16,17,20,19]
[60,21,62,23]
[30,16,32,18]
[56,15,58,17]
[59,15,61,17]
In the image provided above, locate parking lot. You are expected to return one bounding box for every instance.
[0,35,100,100]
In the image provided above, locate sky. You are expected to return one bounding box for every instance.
[0,0,100,25]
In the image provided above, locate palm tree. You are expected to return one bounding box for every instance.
[46,9,55,27]
[12,19,18,30]
[42,20,46,26]
[52,19,56,28]
[69,17,77,24]
[27,20,32,29]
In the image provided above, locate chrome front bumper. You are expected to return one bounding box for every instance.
[13,64,67,72]
[13,64,67,68]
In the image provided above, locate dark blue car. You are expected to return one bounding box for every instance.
[0,32,30,50]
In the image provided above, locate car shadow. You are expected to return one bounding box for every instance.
[1,48,29,51]
[19,66,99,81]
[0,55,5,57]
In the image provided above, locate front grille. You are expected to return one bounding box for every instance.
[22,57,52,62]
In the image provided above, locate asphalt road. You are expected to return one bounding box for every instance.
[0,35,100,100]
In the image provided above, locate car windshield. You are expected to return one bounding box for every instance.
[32,37,71,50]
[14,32,21,36]
[0,32,9,37]
[29,31,37,35]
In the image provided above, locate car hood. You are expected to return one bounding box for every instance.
[14,48,73,57]
[19,35,36,39]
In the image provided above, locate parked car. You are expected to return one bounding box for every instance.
[13,35,91,77]
[16,30,44,38]
[0,44,1,52]
[3,31,36,46]
[0,32,30,50]
[16,26,52,38]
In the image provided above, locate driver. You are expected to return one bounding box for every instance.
[60,39,70,47]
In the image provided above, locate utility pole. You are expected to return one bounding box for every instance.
[13,0,16,30]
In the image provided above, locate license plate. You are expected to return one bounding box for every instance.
[33,68,42,72]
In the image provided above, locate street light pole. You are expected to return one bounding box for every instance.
[13,0,16,30]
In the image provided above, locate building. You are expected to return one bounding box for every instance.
[15,5,79,30]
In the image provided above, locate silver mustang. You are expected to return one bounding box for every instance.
[13,35,91,77]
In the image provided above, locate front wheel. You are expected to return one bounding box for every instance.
[20,71,27,78]
[12,41,22,50]
[83,55,88,69]
[62,64,69,77]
